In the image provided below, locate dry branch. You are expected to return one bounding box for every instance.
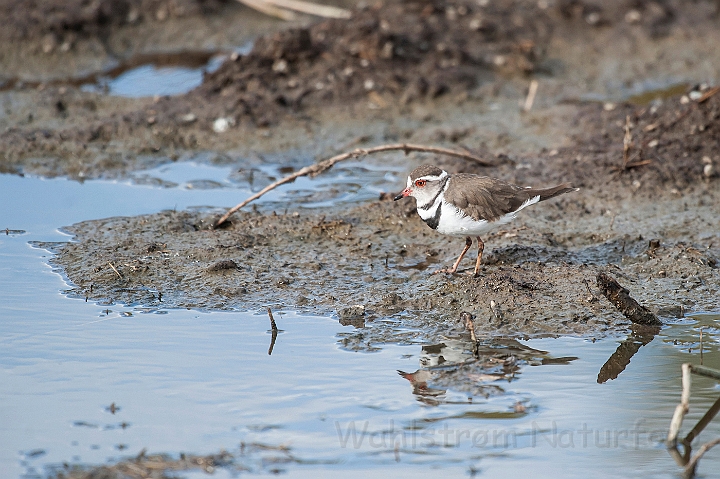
[596,272,661,326]
[666,362,720,478]
[685,438,720,478]
[267,307,278,355]
[267,307,278,331]
[684,395,720,445]
[236,0,295,20]
[697,86,720,104]
[667,363,692,447]
[690,364,720,382]
[263,0,351,18]
[523,79,539,112]
[235,0,351,19]
[214,143,495,227]
[108,261,122,279]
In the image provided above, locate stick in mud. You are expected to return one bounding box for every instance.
[666,362,720,478]
[667,363,692,448]
[267,308,278,355]
[108,261,122,279]
[214,143,496,228]
[267,307,278,331]
[523,79,539,112]
[684,438,720,478]
[596,272,662,326]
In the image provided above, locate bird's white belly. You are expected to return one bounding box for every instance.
[436,202,502,236]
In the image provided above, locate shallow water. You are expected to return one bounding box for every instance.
[77,46,251,98]
[1,164,719,478]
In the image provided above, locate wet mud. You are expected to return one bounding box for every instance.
[3,0,720,175]
[40,167,720,345]
[4,0,720,476]
[4,2,720,341]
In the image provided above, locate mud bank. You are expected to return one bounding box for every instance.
[2,0,713,347]
[3,0,720,177]
[37,81,720,342]
[42,174,719,345]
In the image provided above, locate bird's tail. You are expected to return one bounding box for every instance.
[531,183,579,202]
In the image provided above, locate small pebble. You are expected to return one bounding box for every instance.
[178,113,197,124]
[704,163,714,178]
[272,59,288,73]
[213,117,234,133]
[625,9,641,23]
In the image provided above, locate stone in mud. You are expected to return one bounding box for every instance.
[207,259,238,272]
[338,305,365,321]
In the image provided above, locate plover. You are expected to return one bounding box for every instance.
[394,165,578,276]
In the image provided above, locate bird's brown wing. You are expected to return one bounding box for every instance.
[444,174,532,222]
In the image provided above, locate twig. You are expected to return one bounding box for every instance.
[108,261,122,279]
[214,143,495,227]
[523,79,539,112]
[267,307,278,331]
[267,307,278,355]
[623,159,652,169]
[667,363,720,476]
[685,438,720,478]
[667,363,692,447]
[235,0,350,19]
[263,0,351,18]
[690,364,720,381]
[236,0,296,20]
[697,86,720,104]
[684,395,720,445]
[622,114,632,169]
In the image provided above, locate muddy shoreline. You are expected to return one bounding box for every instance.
[3,1,720,477]
[4,0,720,343]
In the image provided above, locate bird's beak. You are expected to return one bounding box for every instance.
[394,188,411,201]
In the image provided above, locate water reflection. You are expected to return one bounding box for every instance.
[399,337,577,407]
[598,325,661,383]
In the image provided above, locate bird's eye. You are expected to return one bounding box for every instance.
[415,179,426,187]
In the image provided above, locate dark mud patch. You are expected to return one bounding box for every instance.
[552,87,720,189]
[0,0,554,165]
[4,0,720,173]
[47,445,302,478]
[189,0,552,124]
[44,174,720,347]
[0,0,228,42]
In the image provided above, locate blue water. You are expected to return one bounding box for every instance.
[1,163,719,478]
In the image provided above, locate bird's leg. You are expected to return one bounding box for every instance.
[434,237,472,275]
[472,237,485,277]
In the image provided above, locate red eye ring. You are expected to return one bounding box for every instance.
[414,179,426,187]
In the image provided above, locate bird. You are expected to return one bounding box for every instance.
[394,164,578,277]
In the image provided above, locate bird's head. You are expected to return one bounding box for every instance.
[394,165,448,207]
